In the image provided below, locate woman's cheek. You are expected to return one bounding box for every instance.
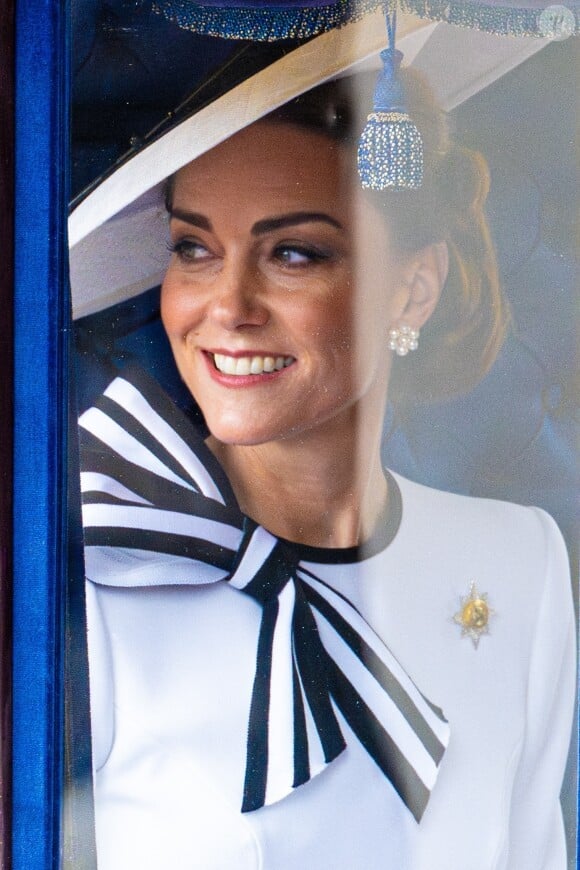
[161,277,198,337]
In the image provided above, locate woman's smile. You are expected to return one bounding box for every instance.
[205,350,295,379]
[161,121,408,447]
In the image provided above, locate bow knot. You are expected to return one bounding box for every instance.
[79,366,450,820]
[228,520,299,605]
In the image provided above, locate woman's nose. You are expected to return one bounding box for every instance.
[209,259,269,329]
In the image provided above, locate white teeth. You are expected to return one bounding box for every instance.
[212,353,294,376]
[213,354,237,374]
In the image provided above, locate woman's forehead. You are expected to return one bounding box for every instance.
[172,120,353,202]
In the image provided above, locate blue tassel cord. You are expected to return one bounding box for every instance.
[357,14,424,190]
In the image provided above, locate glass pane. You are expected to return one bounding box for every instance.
[66,5,578,868]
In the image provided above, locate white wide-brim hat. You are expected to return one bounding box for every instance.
[68,8,557,320]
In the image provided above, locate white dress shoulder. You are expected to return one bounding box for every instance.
[86,468,575,870]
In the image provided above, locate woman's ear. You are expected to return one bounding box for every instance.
[399,242,449,329]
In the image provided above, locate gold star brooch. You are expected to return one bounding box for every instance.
[453,582,495,649]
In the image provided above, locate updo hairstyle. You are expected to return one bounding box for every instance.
[266,69,509,402]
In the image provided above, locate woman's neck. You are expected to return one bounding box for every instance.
[208,411,388,549]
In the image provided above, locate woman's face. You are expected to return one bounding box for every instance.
[161,121,411,447]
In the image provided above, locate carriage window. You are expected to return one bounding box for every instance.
[64,4,578,869]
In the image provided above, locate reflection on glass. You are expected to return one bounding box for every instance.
[66,12,577,869]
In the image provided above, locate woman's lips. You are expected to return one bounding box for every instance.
[202,350,295,384]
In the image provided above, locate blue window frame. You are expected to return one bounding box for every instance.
[12,1,69,866]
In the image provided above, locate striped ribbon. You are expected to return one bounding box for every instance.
[79,366,449,819]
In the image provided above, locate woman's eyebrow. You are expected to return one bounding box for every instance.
[251,212,343,235]
[167,209,343,235]
[168,208,212,231]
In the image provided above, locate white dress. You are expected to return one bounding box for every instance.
[81,370,576,870]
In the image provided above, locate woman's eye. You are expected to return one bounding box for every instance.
[273,244,330,266]
[168,239,211,262]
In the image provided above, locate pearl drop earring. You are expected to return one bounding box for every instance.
[388,324,420,356]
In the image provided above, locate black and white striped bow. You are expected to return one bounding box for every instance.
[79,366,450,820]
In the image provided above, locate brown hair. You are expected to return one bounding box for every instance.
[165,69,508,402]
[266,70,509,402]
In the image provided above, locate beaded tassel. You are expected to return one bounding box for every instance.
[357,13,423,191]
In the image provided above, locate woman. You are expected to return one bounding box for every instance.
[79,70,575,869]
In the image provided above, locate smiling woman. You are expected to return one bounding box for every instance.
[74,27,575,870]
[162,124,362,449]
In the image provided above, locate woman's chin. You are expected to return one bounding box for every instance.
[204,415,285,448]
